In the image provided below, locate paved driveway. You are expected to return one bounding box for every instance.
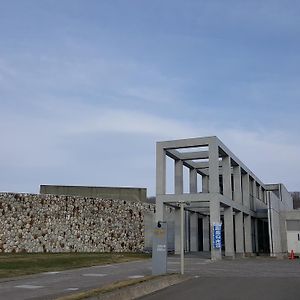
[2,254,300,300]
[140,256,300,300]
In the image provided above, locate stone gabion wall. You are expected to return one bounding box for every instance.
[0,193,154,253]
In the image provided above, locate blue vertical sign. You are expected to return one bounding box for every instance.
[213,223,222,249]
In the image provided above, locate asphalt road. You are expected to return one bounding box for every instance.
[140,277,300,300]
[0,259,152,300]
[2,254,300,300]
[140,257,300,300]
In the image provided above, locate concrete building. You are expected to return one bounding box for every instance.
[155,136,294,259]
[40,185,147,203]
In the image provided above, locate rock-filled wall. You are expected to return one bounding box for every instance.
[0,193,154,253]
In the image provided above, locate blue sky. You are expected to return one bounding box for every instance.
[0,0,299,195]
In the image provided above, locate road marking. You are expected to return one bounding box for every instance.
[43,271,60,275]
[194,275,200,278]
[15,285,44,289]
[65,288,79,291]
[128,275,145,279]
[95,264,117,268]
[82,273,107,277]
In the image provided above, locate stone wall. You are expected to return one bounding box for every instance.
[0,193,154,253]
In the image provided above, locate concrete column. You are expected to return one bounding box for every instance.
[209,140,221,260]
[222,156,232,199]
[174,208,181,254]
[175,160,183,194]
[185,211,190,252]
[209,139,219,194]
[235,211,245,255]
[254,219,259,252]
[263,189,266,204]
[252,180,257,210]
[202,175,209,193]
[203,216,210,251]
[156,144,166,195]
[233,166,242,203]
[242,173,250,208]
[190,213,198,251]
[189,169,198,194]
[224,206,235,257]
[258,186,263,201]
[210,197,221,260]
[244,214,253,254]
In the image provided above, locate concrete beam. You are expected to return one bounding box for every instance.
[180,151,210,160]
[216,138,265,188]
[219,194,255,217]
[157,193,213,203]
[193,161,222,169]
[158,136,213,150]
[167,149,210,160]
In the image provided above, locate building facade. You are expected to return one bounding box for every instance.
[155,136,294,259]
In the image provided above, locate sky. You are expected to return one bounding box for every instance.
[0,0,299,196]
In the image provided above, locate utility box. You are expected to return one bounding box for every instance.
[152,222,167,275]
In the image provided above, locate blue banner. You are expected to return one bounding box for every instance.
[213,223,222,249]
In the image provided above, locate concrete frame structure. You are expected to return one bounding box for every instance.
[155,136,287,260]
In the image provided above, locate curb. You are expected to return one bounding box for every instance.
[90,274,188,300]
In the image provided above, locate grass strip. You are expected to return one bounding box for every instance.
[0,252,150,279]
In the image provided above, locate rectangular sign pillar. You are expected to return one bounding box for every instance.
[152,222,167,275]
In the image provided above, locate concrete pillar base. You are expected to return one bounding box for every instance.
[224,253,235,259]
[245,252,256,257]
[224,255,235,260]
[235,253,245,258]
[211,256,222,261]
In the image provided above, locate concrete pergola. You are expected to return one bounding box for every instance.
[155,136,268,260]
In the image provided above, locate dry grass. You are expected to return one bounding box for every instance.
[0,252,150,278]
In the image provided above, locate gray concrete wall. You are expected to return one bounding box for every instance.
[0,192,154,253]
[268,191,283,255]
[267,184,294,255]
[40,185,147,203]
